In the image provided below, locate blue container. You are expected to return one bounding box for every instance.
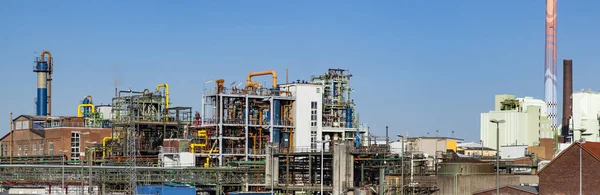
[137,184,196,195]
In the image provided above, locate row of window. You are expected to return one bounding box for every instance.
[1,142,54,157]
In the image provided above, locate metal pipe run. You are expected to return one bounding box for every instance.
[77,104,95,117]
[247,70,277,88]
[156,83,170,120]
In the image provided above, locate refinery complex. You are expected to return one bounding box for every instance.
[4,1,600,195]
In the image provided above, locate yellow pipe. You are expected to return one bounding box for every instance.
[102,137,118,160]
[156,84,169,121]
[246,70,277,88]
[205,141,218,167]
[190,130,208,153]
[77,104,95,117]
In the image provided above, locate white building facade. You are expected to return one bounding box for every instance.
[280,83,324,151]
[572,91,600,142]
[481,94,551,150]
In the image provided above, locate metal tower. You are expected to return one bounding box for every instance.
[545,0,558,137]
[33,50,53,116]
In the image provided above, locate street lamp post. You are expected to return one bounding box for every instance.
[59,149,68,191]
[203,80,214,93]
[396,134,405,195]
[86,145,96,194]
[490,119,505,195]
[80,132,91,194]
[318,140,330,195]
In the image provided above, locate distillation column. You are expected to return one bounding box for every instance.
[34,50,53,116]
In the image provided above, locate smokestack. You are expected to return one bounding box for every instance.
[561,59,573,141]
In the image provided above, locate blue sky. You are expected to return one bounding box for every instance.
[1,0,599,142]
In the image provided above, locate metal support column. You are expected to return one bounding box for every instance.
[245,95,249,160]
[219,95,224,166]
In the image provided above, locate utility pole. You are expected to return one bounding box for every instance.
[490,119,505,195]
[10,112,13,165]
[397,134,404,195]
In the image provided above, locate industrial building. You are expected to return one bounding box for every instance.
[538,141,600,194]
[480,94,553,149]
[571,90,600,142]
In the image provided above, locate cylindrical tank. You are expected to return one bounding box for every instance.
[35,61,49,116]
[346,107,353,128]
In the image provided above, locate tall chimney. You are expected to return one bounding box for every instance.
[561,59,573,140]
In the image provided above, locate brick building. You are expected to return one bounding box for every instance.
[0,115,111,162]
[538,141,600,194]
[472,185,538,195]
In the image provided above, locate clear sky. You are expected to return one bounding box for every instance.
[1,0,599,142]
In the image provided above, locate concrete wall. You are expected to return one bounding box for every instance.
[435,175,521,195]
[495,94,515,111]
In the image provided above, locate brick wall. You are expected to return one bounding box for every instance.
[474,186,536,195]
[0,128,111,160]
[539,144,600,194]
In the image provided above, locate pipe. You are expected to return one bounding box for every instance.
[190,130,209,153]
[102,137,119,160]
[40,50,53,116]
[77,104,95,117]
[246,70,277,88]
[84,95,93,104]
[156,84,169,121]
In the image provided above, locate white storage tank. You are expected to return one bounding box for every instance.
[96,105,113,120]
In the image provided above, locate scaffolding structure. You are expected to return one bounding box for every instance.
[0,164,262,194]
[311,69,366,143]
[199,71,295,168]
[108,87,192,194]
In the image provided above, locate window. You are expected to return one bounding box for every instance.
[24,144,28,156]
[18,144,21,156]
[48,142,54,155]
[32,143,37,156]
[71,133,80,160]
[22,121,29,129]
[40,142,44,155]
[316,88,320,93]
[310,101,317,127]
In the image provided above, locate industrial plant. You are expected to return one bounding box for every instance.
[3,0,600,195]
